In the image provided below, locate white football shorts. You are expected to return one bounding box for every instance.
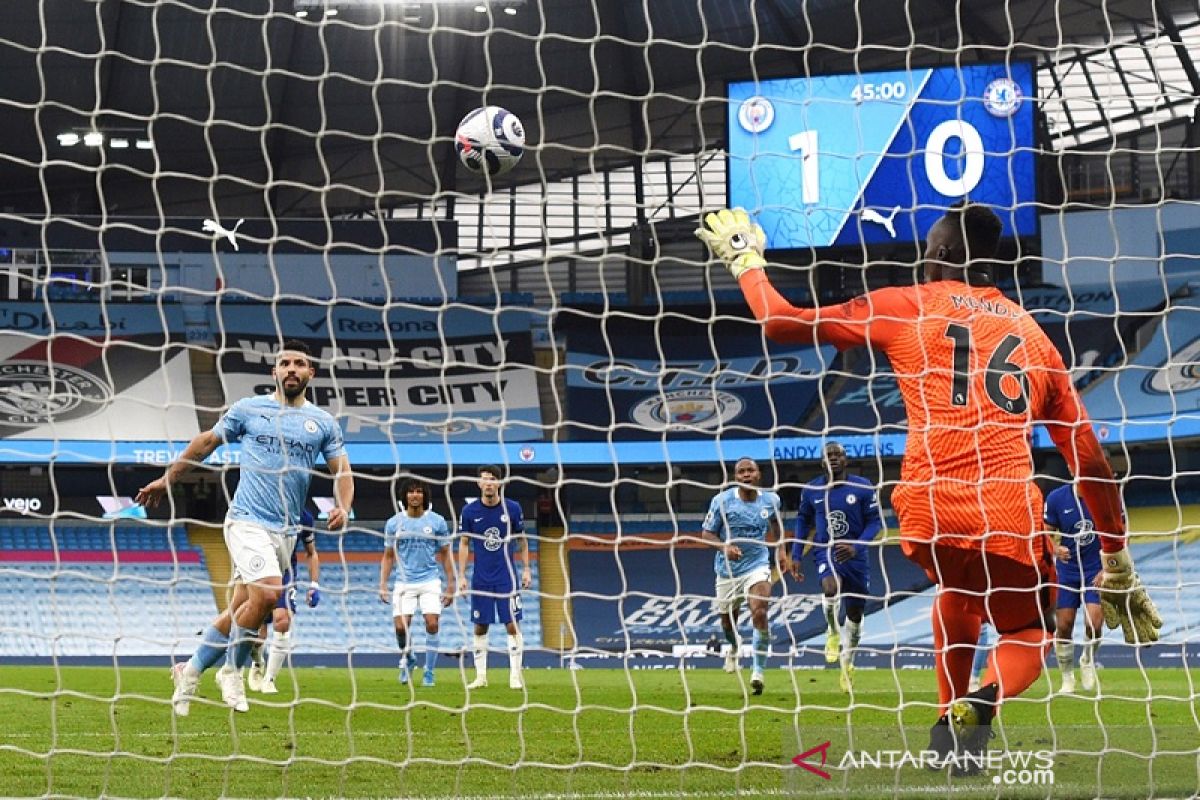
[715,566,773,614]
[225,518,290,584]
[392,579,443,618]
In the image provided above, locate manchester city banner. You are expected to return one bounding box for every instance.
[210,304,542,442]
[562,310,837,440]
[0,303,199,441]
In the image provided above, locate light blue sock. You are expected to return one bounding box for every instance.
[187,625,229,674]
[230,622,259,669]
[751,628,768,672]
[972,626,991,678]
[424,634,440,673]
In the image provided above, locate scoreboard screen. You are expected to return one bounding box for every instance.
[726,62,1036,250]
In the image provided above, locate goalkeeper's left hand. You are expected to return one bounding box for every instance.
[695,208,768,279]
[306,584,321,608]
[1095,548,1162,644]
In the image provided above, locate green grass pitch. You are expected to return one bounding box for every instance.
[0,665,1196,798]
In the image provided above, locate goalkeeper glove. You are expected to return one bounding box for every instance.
[1096,548,1162,644]
[695,208,768,279]
[307,583,321,608]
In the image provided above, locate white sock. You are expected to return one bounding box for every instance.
[1056,639,1075,673]
[1081,636,1098,667]
[842,619,862,668]
[508,632,524,673]
[822,596,838,632]
[473,634,488,679]
[266,630,290,681]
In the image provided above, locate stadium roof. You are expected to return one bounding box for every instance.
[0,0,1196,218]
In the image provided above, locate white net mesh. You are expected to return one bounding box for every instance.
[0,0,1198,797]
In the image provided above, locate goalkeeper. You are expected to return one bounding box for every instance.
[697,204,1161,769]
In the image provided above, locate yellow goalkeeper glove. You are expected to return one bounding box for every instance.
[695,208,768,279]
[1096,547,1163,644]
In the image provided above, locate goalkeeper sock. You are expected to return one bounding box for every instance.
[424,633,440,674]
[751,627,768,672]
[265,630,290,682]
[473,634,488,679]
[508,632,524,673]
[983,627,1051,701]
[187,624,229,675]
[843,619,862,668]
[931,592,982,712]
[822,596,838,632]
[250,641,264,668]
[230,622,259,669]
[1055,639,1075,674]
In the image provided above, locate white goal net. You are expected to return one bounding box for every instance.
[0,0,1197,798]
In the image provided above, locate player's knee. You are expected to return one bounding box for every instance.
[426,618,440,634]
[274,617,291,635]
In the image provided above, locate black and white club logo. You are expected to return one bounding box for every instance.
[0,361,112,426]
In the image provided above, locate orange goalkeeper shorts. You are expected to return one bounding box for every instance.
[901,539,1057,634]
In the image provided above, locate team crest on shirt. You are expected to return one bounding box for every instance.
[303,419,319,433]
[483,527,504,551]
[423,526,432,534]
[847,494,857,505]
[760,508,769,518]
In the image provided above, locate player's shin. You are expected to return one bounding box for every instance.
[229,622,261,669]
[473,633,489,679]
[750,627,768,672]
[507,632,524,672]
[266,630,290,682]
[843,618,862,668]
[424,633,440,673]
[188,625,230,674]
[1055,638,1075,675]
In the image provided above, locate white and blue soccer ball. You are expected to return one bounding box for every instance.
[455,106,525,176]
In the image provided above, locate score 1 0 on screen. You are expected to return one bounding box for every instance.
[726,62,1037,250]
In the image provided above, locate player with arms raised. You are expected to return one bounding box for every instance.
[379,477,454,687]
[457,465,532,690]
[697,204,1161,768]
[138,340,353,716]
[701,457,786,696]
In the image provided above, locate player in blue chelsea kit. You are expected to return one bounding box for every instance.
[701,457,787,696]
[246,508,321,695]
[379,478,454,688]
[456,465,532,690]
[792,442,882,693]
[138,340,353,716]
[1044,482,1105,694]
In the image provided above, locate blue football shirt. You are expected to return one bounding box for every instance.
[702,487,781,578]
[1044,485,1103,576]
[794,475,882,571]
[459,497,524,589]
[384,509,452,584]
[214,395,345,530]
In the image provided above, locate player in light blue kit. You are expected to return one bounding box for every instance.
[457,465,532,690]
[1044,482,1106,694]
[793,442,882,693]
[379,478,454,688]
[138,340,353,716]
[701,457,786,696]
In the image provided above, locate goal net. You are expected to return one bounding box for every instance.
[0,0,1198,797]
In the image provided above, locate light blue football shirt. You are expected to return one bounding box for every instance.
[384,509,452,584]
[702,487,781,578]
[214,395,345,530]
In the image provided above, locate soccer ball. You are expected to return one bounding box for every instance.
[455,106,525,176]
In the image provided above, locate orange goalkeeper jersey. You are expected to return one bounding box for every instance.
[739,273,1124,565]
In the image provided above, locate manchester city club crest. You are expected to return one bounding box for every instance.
[0,361,112,427]
[630,389,745,431]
